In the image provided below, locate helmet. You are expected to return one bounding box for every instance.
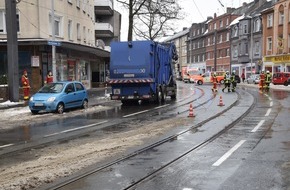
[261,70,264,73]
[266,70,270,73]
[213,72,216,75]
[226,71,229,74]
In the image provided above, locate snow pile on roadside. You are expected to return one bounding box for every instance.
[0,100,24,106]
[1,106,30,118]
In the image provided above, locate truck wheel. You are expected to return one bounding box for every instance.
[162,87,166,102]
[155,87,162,104]
[284,81,288,86]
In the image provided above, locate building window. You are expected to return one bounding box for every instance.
[192,30,195,36]
[197,29,199,35]
[76,0,80,8]
[68,19,73,40]
[267,13,273,27]
[233,45,238,58]
[77,23,81,40]
[226,18,229,25]
[244,24,248,34]
[214,22,216,29]
[219,20,223,28]
[267,37,272,51]
[207,38,210,46]
[208,52,211,59]
[0,10,20,33]
[219,34,222,43]
[83,26,86,42]
[226,48,230,56]
[201,27,204,33]
[234,26,238,37]
[226,32,229,41]
[254,41,260,55]
[254,19,260,32]
[49,14,63,37]
[279,11,284,25]
[219,49,222,58]
[82,0,86,12]
[245,43,248,54]
[212,36,215,45]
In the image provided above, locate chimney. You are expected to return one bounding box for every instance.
[214,13,217,18]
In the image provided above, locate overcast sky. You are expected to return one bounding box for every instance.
[115,0,254,41]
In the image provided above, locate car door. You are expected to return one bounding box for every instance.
[63,82,77,108]
[74,82,87,106]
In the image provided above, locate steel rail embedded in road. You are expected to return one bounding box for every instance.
[44,90,255,190]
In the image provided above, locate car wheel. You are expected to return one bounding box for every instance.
[31,110,39,114]
[197,80,203,85]
[220,79,224,84]
[56,103,64,114]
[82,99,88,109]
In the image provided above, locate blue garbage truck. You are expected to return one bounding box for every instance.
[108,40,178,104]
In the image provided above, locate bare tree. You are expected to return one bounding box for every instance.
[116,0,182,41]
[134,0,182,40]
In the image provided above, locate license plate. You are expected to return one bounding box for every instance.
[128,96,134,99]
[34,103,43,106]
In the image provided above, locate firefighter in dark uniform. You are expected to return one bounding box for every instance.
[230,71,237,92]
[222,71,231,92]
[265,70,272,92]
[212,72,218,93]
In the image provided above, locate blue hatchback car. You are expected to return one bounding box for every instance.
[29,81,88,114]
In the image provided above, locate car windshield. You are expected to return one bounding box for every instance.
[38,83,64,93]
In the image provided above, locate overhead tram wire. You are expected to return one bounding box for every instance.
[191,0,204,21]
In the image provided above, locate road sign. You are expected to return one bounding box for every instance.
[48,41,61,46]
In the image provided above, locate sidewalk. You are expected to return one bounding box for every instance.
[0,87,112,110]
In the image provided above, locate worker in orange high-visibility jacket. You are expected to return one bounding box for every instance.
[21,70,30,100]
[259,70,265,91]
[45,70,53,84]
[211,72,218,93]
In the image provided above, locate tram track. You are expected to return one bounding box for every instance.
[0,86,205,157]
[43,89,256,190]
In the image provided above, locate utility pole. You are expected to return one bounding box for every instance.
[214,29,217,71]
[5,0,19,102]
[51,0,56,82]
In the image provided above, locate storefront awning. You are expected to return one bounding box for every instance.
[0,39,110,58]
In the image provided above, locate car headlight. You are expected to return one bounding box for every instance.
[47,97,56,102]
[29,97,33,101]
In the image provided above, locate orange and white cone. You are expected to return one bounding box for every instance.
[217,95,225,106]
[188,103,195,117]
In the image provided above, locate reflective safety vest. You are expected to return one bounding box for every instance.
[265,73,272,83]
[224,74,231,83]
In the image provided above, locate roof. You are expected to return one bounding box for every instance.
[162,28,190,42]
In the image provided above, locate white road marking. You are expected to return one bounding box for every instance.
[212,140,246,167]
[123,110,149,118]
[265,108,271,116]
[44,120,108,137]
[270,101,273,107]
[0,144,14,149]
[153,104,170,109]
[251,120,265,133]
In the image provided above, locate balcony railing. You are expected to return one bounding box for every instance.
[94,0,113,15]
[95,23,114,37]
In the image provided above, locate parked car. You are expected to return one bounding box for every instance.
[29,81,88,114]
[246,74,260,84]
[272,72,290,86]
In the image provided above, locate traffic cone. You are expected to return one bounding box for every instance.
[217,95,225,106]
[188,103,195,117]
